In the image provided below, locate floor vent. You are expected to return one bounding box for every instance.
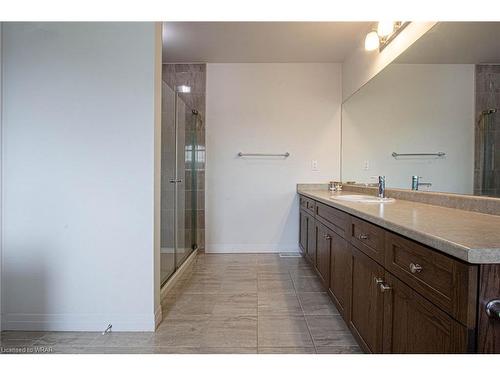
[279,252,302,258]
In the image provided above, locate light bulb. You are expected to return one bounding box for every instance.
[364,31,380,51]
[377,21,394,37]
[176,85,191,93]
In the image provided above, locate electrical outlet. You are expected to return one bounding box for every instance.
[312,160,319,171]
[363,160,370,170]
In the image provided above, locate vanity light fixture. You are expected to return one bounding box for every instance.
[364,31,380,51]
[377,21,395,37]
[364,21,410,52]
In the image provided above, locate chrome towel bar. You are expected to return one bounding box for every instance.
[238,152,290,157]
[392,152,445,158]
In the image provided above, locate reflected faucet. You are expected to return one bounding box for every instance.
[411,176,432,191]
[378,176,386,198]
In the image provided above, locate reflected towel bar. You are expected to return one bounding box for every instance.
[392,152,446,158]
[238,152,290,157]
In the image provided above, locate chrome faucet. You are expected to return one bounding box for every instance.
[378,176,386,198]
[411,176,432,191]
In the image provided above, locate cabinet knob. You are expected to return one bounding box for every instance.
[374,277,384,285]
[409,263,423,274]
[324,234,332,240]
[486,299,500,320]
[379,283,392,293]
[359,233,369,240]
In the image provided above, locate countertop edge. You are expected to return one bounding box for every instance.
[298,189,498,264]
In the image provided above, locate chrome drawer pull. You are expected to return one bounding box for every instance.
[359,234,369,240]
[409,263,423,274]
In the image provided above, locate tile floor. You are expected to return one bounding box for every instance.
[0,253,361,354]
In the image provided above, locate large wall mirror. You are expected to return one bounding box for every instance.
[342,22,500,197]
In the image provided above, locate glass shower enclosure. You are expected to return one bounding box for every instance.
[160,82,199,285]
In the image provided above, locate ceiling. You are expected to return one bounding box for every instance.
[162,22,372,63]
[395,22,500,64]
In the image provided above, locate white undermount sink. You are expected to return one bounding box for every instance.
[330,194,395,203]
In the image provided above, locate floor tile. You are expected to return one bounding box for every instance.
[154,346,258,354]
[258,279,295,293]
[258,315,313,348]
[2,253,361,355]
[292,277,326,292]
[258,346,316,354]
[297,292,340,316]
[33,332,100,347]
[289,268,317,278]
[213,292,257,316]
[153,317,209,347]
[315,346,363,354]
[90,332,154,347]
[220,279,257,293]
[257,270,291,279]
[305,315,359,348]
[1,331,46,340]
[202,316,257,348]
[163,293,217,318]
[258,293,303,316]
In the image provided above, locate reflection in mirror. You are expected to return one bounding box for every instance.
[341,22,500,197]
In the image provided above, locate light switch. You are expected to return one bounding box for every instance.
[363,160,370,170]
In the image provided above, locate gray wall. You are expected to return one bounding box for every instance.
[2,22,160,331]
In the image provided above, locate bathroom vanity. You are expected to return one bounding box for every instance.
[298,187,500,353]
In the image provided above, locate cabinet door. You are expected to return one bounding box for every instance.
[329,232,352,318]
[315,222,331,287]
[299,209,307,253]
[307,215,317,265]
[349,246,385,353]
[382,273,468,353]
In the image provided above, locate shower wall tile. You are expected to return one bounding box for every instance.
[475,65,500,197]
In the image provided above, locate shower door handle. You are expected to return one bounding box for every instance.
[169,178,183,183]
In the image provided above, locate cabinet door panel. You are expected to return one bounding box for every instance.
[329,232,352,318]
[299,209,307,253]
[349,246,385,353]
[306,214,316,265]
[382,273,468,353]
[315,222,331,287]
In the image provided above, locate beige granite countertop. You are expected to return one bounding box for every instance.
[298,188,500,264]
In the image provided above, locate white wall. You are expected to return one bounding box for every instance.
[2,22,160,331]
[0,23,3,332]
[342,22,436,101]
[206,63,341,253]
[342,64,475,194]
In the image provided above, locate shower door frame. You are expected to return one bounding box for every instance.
[160,88,198,287]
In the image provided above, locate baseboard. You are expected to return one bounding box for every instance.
[160,249,198,305]
[2,312,157,332]
[205,244,300,253]
[154,305,163,330]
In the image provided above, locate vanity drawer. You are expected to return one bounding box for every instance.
[384,232,477,325]
[299,195,316,215]
[351,217,385,264]
[315,201,350,238]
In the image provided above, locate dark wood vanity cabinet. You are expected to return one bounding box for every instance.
[299,209,308,252]
[315,222,332,287]
[350,246,385,353]
[298,193,497,354]
[382,273,468,353]
[299,205,316,265]
[328,231,351,318]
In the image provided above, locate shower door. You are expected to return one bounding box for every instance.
[160,83,198,285]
